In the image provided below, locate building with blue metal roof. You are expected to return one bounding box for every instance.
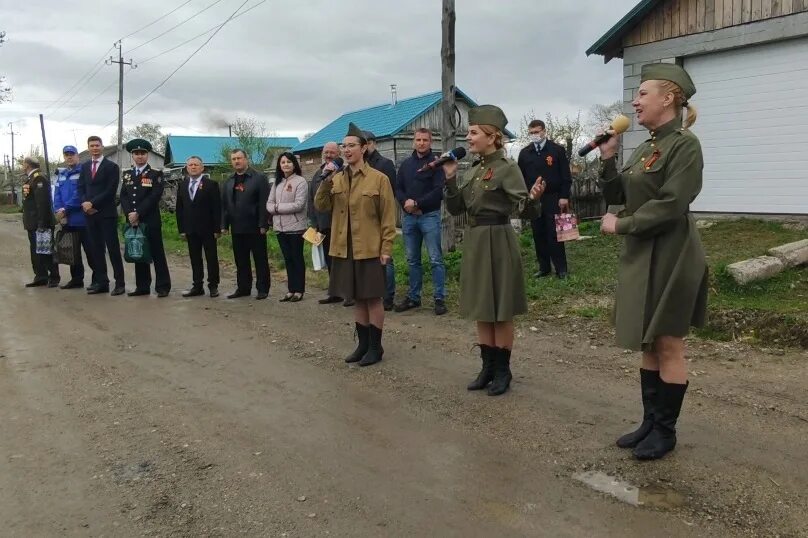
[164,135,300,168]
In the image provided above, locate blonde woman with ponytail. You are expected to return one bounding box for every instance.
[596,63,708,461]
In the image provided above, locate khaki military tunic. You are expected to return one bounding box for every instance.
[445,149,541,322]
[600,117,708,351]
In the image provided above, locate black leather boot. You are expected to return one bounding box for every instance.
[467,344,495,391]
[487,347,512,396]
[359,325,384,367]
[616,369,660,448]
[345,323,370,363]
[633,380,688,460]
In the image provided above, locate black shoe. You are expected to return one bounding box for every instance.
[87,286,110,295]
[156,290,170,298]
[467,344,496,390]
[393,297,420,313]
[383,298,394,311]
[557,272,568,280]
[127,289,150,297]
[47,280,60,288]
[359,325,384,367]
[487,347,513,396]
[318,296,342,305]
[60,280,84,290]
[289,293,303,302]
[182,287,205,298]
[633,380,689,460]
[434,299,448,316]
[279,293,293,302]
[343,298,355,307]
[616,369,660,449]
[209,287,219,298]
[25,279,48,288]
[255,292,269,300]
[227,290,251,299]
[534,271,552,278]
[111,286,126,296]
[345,323,370,363]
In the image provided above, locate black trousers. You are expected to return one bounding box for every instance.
[530,195,568,274]
[277,232,306,293]
[63,225,97,284]
[187,233,219,288]
[320,228,333,272]
[133,221,171,293]
[87,216,125,287]
[231,233,270,294]
[27,229,59,282]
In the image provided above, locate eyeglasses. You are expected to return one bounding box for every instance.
[339,143,362,150]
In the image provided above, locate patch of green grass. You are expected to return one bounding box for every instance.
[0,205,21,214]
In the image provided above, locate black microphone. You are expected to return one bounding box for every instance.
[320,157,344,181]
[417,147,467,172]
[577,114,631,157]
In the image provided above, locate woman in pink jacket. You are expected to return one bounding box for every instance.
[267,152,309,302]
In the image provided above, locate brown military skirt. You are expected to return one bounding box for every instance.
[328,236,386,301]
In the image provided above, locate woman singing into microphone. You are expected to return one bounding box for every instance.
[314,122,397,367]
[442,105,545,396]
[598,63,708,460]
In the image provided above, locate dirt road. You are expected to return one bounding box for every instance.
[1,216,806,537]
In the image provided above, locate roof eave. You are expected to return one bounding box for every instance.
[585,0,660,59]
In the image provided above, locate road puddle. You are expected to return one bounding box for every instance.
[573,470,686,509]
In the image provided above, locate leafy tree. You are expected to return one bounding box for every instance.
[113,123,167,155]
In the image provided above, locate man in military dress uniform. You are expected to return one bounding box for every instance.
[21,156,59,287]
[120,138,171,297]
[517,119,572,279]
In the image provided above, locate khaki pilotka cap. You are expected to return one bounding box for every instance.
[345,122,367,142]
[468,105,508,131]
[640,63,697,100]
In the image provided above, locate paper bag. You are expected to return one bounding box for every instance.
[311,243,327,271]
[35,229,53,255]
[555,213,580,242]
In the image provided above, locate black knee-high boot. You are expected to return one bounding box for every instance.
[633,380,688,460]
[487,347,512,396]
[467,344,495,391]
[345,322,369,363]
[616,369,660,448]
[359,324,384,367]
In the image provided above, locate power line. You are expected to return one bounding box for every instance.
[44,45,116,113]
[139,1,266,65]
[59,75,123,122]
[117,0,253,121]
[48,62,107,116]
[119,0,196,41]
[128,0,226,54]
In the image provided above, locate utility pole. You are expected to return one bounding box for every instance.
[440,0,457,251]
[107,41,136,173]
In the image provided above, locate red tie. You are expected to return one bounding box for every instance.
[91,160,98,179]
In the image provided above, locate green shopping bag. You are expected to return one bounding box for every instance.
[123,223,152,264]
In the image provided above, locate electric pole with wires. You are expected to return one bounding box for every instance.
[107,41,136,174]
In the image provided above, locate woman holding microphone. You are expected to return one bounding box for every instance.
[598,63,708,460]
[314,122,397,367]
[442,105,545,396]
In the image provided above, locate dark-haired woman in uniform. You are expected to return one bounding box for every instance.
[598,63,708,460]
[442,105,545,396]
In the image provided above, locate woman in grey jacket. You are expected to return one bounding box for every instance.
[267,152,309,302]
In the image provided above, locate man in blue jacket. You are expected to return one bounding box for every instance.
[393,128,447,315]
[53,145,96,289]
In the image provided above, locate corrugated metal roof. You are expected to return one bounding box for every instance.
[164,135,300,166]
[586,0,659,61]
[292,88,482,153]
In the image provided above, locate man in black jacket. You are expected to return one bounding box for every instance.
[119,138,171,297]
[363,130,397,310]
[221,148,270,299]
[21,157,59,287]
[393,128,447,315]
[308,141,344,305]
[176,155,221,298]
[517,120,572,279]
[78,135,126,295]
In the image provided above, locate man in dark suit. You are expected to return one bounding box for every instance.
[517,119,572,279]
[119,138,171,297]
[221,148,270,300]
[176,155,221,298]
[78,135,126,295]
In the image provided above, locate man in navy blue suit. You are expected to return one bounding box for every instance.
[77,135,126,295]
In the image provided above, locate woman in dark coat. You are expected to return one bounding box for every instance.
[442,105,545,396]
[598,63,708,460]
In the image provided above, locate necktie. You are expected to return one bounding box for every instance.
[190,179,198,200]
[91,160,98,179]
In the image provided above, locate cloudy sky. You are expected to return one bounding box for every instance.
[0,0,637,158]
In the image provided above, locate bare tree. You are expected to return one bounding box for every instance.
[0,31,11,103]
[219,116,275,168]
[113,122,167,155]
[587,101,624,136]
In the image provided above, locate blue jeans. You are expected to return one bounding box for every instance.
[402,210,446,302]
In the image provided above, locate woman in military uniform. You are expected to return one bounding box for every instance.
[597,63,708,460]
[314,123,397,367]
[442,105,545,396]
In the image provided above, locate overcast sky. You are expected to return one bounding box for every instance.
[0,0,637,158]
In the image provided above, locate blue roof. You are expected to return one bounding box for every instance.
[293,88,509,153]
[164,135,300,167]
